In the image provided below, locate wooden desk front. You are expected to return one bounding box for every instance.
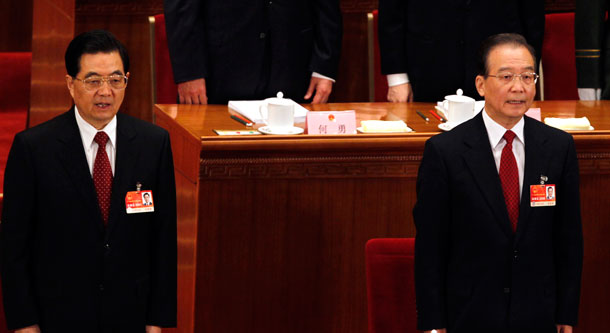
[154,101,610,333]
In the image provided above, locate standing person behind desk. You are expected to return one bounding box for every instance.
[575,0,610,100]
[0,30,177,333]
[378,0,545,102]
[413,33,583,333]
[164,0,343,105]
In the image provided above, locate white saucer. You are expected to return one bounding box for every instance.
[438,122,461,131]
[258,126,304,135]
[357,126,413,134]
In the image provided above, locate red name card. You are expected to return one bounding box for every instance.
[306,111,357,134]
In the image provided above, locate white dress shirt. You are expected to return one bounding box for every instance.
[578,88,601,100]
[311,72,336,83]
[482,109,525,198]
[74,106,117,176]
[386,73,410,87]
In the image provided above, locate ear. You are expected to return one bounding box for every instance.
[125,72,130,79]
[475,75,486,97]
[66,75,75,99]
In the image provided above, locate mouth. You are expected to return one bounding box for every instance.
[506,100,526,105]
[94,102,112,109]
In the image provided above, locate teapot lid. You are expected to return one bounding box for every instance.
[264,91,293,105]
[445,89,475,102]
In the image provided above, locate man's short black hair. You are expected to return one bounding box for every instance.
[476,33,536,76]
[65,30,130,77]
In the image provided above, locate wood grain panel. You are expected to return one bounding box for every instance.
[0,0,33,51]
[155,111,200,333]
[28,0,75,127]
[577,175,610,333]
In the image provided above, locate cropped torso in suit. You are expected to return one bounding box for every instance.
[378,0,545,102]
[413,112,583,332]
[0,108,177,332]
[164,0,343,104]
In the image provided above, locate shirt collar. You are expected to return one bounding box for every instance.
[482,108,525,148]
[74,106,117,149]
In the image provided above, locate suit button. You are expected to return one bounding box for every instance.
[104,243,110,250]
[504,287,510,294]
[268,1,272,4]
[259,32,266,39]
[99,284,104,291]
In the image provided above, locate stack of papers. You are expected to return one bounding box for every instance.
[228,100,309,124]
[544,117,593,130]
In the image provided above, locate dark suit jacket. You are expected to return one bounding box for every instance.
[575,0,610,98]
[0,108,177,332]
[378,0,545,102]
[413,113,583,332]
[164,0,342,104]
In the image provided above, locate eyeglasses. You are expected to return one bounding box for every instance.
[73,74,128,91]
[487,72,539,85]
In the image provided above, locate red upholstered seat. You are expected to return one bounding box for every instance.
[151,14,178,104]
[0,52,30,195]
[541,12,578,100]
[365,238,417,333]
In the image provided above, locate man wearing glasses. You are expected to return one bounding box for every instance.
[413,34,583,333]
[1,30,177,332]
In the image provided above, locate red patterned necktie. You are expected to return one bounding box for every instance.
[93,131,113,225]
[499,130,519,232]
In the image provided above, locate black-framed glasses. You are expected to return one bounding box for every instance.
[487,72,539,85]
[73,74,128,91]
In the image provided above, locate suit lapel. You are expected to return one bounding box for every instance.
[515,117,551,243]
[57,108,105,233]
[105,113,139,240]
[462,114,514,238]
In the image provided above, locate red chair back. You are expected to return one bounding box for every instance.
[152,14,178,104]
[0,52,31,112]
[0,52,30,195]
[365,238,417,333]
[541,12,578,100]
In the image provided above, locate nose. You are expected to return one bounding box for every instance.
[97,80,113,96]
[509,76,526,92]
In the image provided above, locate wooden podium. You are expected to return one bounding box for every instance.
[154,101,610,333]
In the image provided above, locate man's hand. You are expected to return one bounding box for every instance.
[304,77,333,104]
[15,325,41,333]
[177,78,208,104]
[387,83,413,102]
[557,324,573,333]
[146,325,162,333]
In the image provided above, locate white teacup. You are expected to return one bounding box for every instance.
[260,92,294,129]
[442,89,475,124]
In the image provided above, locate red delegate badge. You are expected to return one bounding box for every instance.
[125,190,155,213]
[530,184,556,207]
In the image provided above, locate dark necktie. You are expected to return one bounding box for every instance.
[499,130,519,232]
[93,131,113,225]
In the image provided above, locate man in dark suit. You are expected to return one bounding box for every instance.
[378,0,545,102]
[575,0,610,100]
[413,34,582,333]
[164,0,342,104]
[0,30,177,333]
